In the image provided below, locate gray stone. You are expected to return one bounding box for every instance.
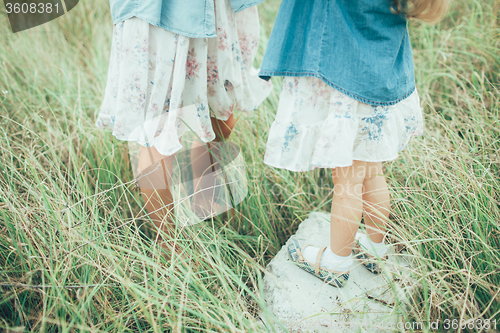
[261,212,416,333]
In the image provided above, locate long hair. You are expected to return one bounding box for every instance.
[391,0,450,23]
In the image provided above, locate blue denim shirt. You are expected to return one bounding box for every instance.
[110,0,264,38]
[259,0,416,106]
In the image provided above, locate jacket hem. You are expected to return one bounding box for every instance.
[233,0,265,12]
[112,13,217,38]
[258,71,416,106]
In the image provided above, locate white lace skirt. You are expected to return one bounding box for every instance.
[96,0,272,157]
[264,77,424,172]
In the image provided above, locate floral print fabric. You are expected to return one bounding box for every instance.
[96,0,272,157]
[264,77,424,172]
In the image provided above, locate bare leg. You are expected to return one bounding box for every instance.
[191,114,236,216]
[330,161,366,257]
[211,113,236,142]
[362,162,390,243]
[191,113,236,164]
[137,146,178,253]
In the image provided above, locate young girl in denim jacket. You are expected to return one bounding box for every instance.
[259,0,449,286]
[96,0,272,254]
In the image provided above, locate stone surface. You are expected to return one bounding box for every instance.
[261,212,416,333]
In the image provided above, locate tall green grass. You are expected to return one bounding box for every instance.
[0,0,499,331]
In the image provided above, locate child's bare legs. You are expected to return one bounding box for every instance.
[330,161,367,256]
[191,114,236,216]
[137,146,177,253]
[299,162,366,273]
[362,162,390,243]
[300,161,391,274]
[135,111,235,254]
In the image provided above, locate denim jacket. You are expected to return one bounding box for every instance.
[259,0,415,106]
[110,0,264,38]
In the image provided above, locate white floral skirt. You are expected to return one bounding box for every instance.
[96,0,272,157]
[264,77,424,172]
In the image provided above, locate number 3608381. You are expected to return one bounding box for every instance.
[443,319,498,330]
[5,2,60,14]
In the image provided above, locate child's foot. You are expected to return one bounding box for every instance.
[302,244,353,272]
[288,239,351,287]
[353,232,390,274]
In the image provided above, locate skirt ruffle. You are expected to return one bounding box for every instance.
[264,77,423,172]
[96,0,272,156]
